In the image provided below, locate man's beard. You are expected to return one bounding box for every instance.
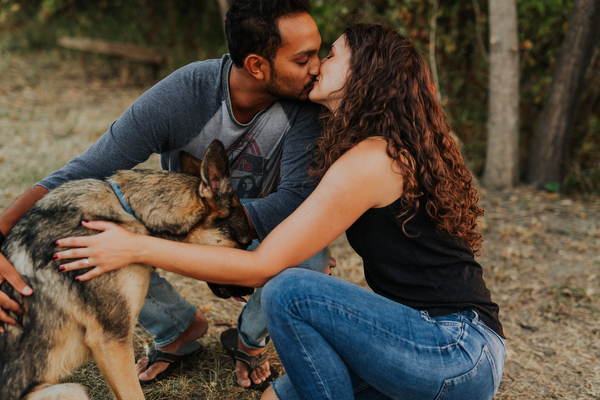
[266,65,315,101]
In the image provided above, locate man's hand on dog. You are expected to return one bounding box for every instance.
[0,254,32,332]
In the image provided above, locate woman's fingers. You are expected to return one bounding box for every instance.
[54,234,96,250]
[55,250,108,281]
[56,254,92,271]
[81,220,116,231]
[54,220,115,249]
[54,220,136,280]
[53,220,112,262]
[53,246,90,262]
[73,268,104,282]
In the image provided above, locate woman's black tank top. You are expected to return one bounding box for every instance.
[345,197,504,338]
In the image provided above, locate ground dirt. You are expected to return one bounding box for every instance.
[1,50,599,399]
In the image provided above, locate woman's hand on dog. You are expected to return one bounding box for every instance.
[54,221,142,281]
[0,254,32,332]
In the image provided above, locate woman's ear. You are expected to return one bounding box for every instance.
[244,54,268,81]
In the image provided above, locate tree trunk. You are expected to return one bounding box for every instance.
[526,0,600,189]
[482,0,520,190]
[217,0,229,36]
[57,37,166,66]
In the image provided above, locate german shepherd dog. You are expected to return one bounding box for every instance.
[0,140,253,400]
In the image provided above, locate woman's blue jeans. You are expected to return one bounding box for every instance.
[262,269,506,400]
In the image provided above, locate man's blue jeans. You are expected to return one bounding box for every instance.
[137,242,331,349]
[262,269,506,400]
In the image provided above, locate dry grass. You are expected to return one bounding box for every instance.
[1,50,599,399]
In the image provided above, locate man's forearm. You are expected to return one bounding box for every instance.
[0,185,49,236]
[242,206,259,240]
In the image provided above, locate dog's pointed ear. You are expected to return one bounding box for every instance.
[200,140,233,197]
[179,151,203,176]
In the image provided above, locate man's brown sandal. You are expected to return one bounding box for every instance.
[138,341,203,386]
[220,328,278,391]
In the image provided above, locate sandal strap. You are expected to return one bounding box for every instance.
[147,349,183,365]
[233,348,268,370]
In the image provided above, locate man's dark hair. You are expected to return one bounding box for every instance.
[226,0,312,68]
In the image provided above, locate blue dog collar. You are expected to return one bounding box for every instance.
[109,179,135,216]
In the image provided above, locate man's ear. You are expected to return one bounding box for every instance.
[244,54,268,81]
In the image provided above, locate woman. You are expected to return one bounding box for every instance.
[55,23,505,400]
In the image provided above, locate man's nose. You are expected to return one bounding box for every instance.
[308,58,321,76]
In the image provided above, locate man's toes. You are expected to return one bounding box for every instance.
[235,362,253,387]
[138,370,152,381]
[235,369,252,387]
[139,361,167,381]
[250,371,266,384]
[135,356,149,375]
[251,362,271,384]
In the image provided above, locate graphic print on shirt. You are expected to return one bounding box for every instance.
[227,133,264,198]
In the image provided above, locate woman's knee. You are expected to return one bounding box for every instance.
[264,269,305,300]
[262,269,317,314]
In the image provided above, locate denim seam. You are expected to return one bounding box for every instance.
[439,323,465,350]
[352,380,371,393]
[422,312,466,349]
[271,382,284,400]
[476,318,507,345]
[434,344,490,400]
[483,346,499,389]
[286,299,336,399]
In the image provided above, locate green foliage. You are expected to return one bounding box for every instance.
[0,0,228,71]
[544,181,561,193]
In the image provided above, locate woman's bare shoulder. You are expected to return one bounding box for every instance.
[331,137,403,207]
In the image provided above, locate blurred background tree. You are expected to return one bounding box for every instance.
[483,0,519,190]
[0,0,599,195]
[526,0,600,192]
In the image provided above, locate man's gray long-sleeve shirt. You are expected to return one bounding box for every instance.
[37,55,322,240]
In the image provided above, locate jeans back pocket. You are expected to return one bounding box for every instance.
[434,346,498,400]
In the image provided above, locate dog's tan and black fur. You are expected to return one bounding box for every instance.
[0,140,252,400]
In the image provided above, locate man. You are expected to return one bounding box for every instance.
[0,0,329,390]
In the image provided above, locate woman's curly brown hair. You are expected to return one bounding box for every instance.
[309,23,484,253]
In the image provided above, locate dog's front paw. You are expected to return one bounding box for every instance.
[206,282,254,299]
